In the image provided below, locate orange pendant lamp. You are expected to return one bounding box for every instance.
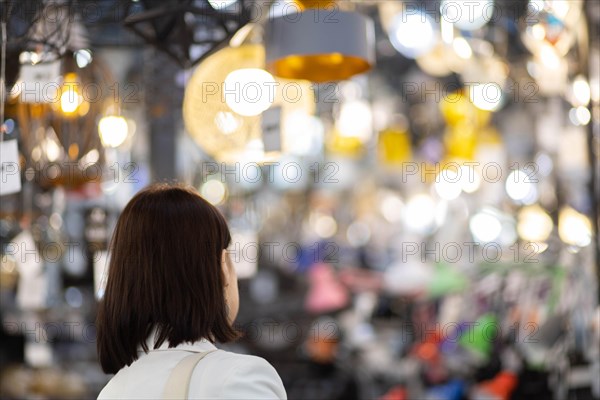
[265,0,375,83]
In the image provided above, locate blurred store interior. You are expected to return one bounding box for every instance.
[0,0,599,398]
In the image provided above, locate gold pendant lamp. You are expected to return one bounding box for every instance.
[265,0,375,83]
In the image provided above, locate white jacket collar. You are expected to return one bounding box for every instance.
[138,328,218,355]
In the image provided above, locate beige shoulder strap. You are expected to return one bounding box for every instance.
[161,350,217,399]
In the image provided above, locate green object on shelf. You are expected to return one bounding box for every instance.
[426,263,468,298]
[459,314,498,360]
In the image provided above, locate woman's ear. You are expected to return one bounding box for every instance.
[222,248,239,322]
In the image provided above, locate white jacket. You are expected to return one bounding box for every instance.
[98,336,287,400]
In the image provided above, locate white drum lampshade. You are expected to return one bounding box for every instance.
[265,10,375,82]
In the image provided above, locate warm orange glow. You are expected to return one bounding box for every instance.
[58,73,87,117]
[294,0,336,10]
[268,54,371,83]
[68,143,79,160]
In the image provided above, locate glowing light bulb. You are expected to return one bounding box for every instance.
[98,116,129,148]
[530,24,546,41]
[571,76,591,106]
[470,83,503,111]
[59,73,84,115]
[389,11,436,58]
[470,208,502,243]
[441,0,494,31]
[284,112,324,156]
[435,169,462,200]
[78,149,100,169]
[547,0,570,20]
[539,44,560,69]
[32,146,42,162]
[506,170,537,203]
[224,68,276,117]
[558,207,592,247]
[403,194,437,234]
[242,138,265,162]
[310,212,337,238]
[200,180,227,205]
[60,88,81,114]
[380,192,404,222]
[459,165,480,193]
[568,106,591,126]
[75,49,93,68]
[452,37,473,59]
[44,137,62,162]
[337,101,373,143]
[517,205,553,242]
[441,18,454,44]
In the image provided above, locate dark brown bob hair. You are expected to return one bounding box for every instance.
[96,184,238,374]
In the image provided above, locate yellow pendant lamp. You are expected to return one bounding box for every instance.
[265,1,375,83]
[440,89,491,128]
[378,127,412,165]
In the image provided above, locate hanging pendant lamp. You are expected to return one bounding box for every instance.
[182,43,316,163]
[265,2,375,83]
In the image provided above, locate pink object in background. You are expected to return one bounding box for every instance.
[305,263,350,314]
